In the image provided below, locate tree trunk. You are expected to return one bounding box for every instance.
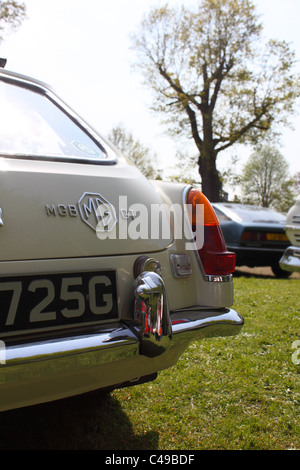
[198,149,222,202]
[184,103,223,201]
[193,108,222,202]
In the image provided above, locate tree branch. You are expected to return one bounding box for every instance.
[157,63,202,111]
[216,110,269,153]
[184,104,203,150]
[209,57,234,113]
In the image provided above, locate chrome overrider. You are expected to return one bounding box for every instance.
[133,271,172,357]
[0,268,243,411]
[280,246,300,272]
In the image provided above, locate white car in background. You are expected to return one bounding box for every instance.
[0,65,243,411]
[280,195,300,273]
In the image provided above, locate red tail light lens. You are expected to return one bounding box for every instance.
[241,231,266,242]
[186,188,236,275]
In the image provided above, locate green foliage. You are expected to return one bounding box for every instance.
[164,151,200,185]
[108,124,161,179]
[241,145,296,211]
[0,1,26,43]
[132,0,300,201]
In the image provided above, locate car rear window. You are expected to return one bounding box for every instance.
[222,204,286,223]
[0,79,112,163]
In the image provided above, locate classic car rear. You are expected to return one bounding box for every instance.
[0,67,243,411]
[280,195,300,273]
[212,203,291,277]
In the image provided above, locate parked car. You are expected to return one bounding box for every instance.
[280,195,300,273]
[0,66,243,411]
[212,203,291,278]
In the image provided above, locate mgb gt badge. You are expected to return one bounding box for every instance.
[45,192,118,232]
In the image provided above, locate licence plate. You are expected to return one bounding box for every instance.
[0,271,118,335]
[266,233,289,241]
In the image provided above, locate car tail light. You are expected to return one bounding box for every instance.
[186,188,236,275]
[241,231,266,242]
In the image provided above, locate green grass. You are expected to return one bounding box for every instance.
[0,273,299,450]
[111,274,300,450]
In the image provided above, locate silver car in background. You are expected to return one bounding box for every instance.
[280,195,300,273]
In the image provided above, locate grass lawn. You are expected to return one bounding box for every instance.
[0,269,298,450]
[112,271,300,450]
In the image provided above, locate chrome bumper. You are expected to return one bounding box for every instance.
[3,308,243,365]
[280,246,300,272]
[0,271,243,411]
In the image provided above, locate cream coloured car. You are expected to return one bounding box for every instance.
[0,67,243,411]
[280,195,300,273]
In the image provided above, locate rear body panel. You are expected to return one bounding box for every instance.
[221,221,289,267]
[0,158,172,261]
[213,203,290,268]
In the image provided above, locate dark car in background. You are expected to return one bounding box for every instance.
[212,203,291,278]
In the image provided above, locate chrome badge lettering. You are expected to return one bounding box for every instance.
[0,207,3,227]
[45,204,78,217]
[45,192,118,232]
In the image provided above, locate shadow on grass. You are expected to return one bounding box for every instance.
[234,267,275,279]
[233,266,300,279]
[0,390,159,450]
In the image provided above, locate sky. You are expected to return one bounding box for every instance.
[1,0,300,188]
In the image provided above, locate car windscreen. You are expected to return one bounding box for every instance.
[0,80,110,163]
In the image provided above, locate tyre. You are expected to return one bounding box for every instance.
[271,263,292,278]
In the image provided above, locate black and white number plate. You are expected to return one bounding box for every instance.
[0,271,118,334]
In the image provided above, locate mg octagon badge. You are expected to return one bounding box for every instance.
[78,192,117,232]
